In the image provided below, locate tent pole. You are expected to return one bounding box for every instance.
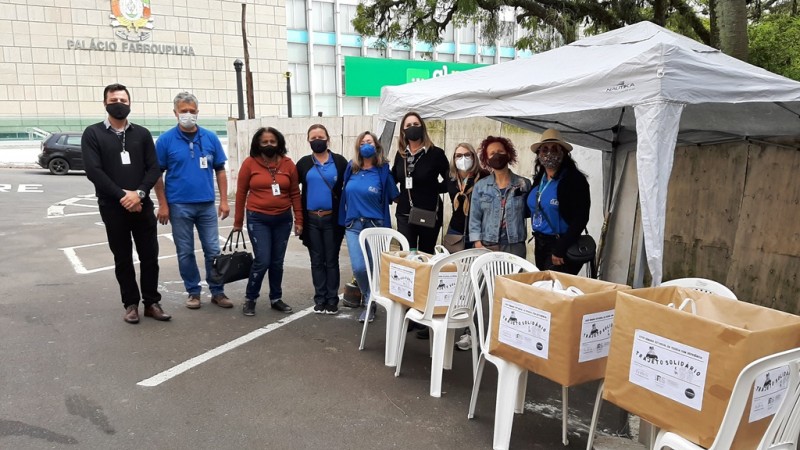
[379,121,396,155]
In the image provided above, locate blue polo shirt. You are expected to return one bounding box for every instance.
[342,167,384,223]
[156,125,227,204]
[529,175,568,235]
[305,153,338,211]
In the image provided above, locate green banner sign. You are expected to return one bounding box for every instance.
[344,56,487,97]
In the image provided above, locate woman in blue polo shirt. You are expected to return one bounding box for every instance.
[296,124,348,315]
[338,131,399,323]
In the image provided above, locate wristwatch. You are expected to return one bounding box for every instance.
[136,190,146,199]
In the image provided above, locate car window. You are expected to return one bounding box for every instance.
[66,135,82,146]
[56,135,67,145]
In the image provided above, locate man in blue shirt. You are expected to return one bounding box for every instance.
[154,92,232,310]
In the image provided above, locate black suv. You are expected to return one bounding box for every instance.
[37,132,84,175]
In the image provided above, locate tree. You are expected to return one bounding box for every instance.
[352,0,712,53]
[749,14,800,79]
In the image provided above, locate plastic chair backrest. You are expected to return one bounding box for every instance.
[469,252,538,355]
[707,347,800,449]
[661,277,738,300]
[421,248,490,322]
[359,227,410,297]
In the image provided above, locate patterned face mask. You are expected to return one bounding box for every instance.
[538,149,563,169]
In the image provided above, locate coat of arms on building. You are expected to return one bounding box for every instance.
[110,0,154,42]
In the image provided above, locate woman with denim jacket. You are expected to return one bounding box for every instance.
[468,136,531,258]
[338,131,400,323]
[528,129,590,274]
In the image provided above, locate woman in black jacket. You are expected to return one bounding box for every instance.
[296,124,348,314]
[528,129,591,275]
[391,112,450,254]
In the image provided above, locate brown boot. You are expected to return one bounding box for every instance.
[124,305,139,324]
[185,294,201,309]
[211,294,233,308]
[144,303,172,321]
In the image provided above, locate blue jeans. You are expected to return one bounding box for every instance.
[344,218,383,306]
[169,202,223,296]
[246,210,293,302]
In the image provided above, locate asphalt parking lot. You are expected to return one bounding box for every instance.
[0,167,634,449]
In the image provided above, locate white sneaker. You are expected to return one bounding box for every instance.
[456,333,472,351]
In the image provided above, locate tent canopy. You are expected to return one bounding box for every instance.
[378,21,800,284]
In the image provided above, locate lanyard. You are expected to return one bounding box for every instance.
[536,176,553,206]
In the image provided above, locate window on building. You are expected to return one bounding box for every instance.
[392,50,410,59]
[458,54,476,63]
[458,23,475,43]
[312,1,335,32]
[443,23,455,42]
[288,43,308,63]
[286,0,306,30]
[339,4,358,34]
[342,97,363,116]
[437,53,455,62]
[313,45,337,94]
[315,94,337,117]
[289,63,310,93]
[415,51,432,61]
[499,21,516,46]
[366,47,385,58]
[293,94,311,116]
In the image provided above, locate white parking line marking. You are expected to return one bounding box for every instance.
[137,307,314,387]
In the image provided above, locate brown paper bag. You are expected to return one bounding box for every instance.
[378,251,457,315]
[603,287,800,449]
[488,271,629,387]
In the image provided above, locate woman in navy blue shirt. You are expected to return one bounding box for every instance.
[338,131,399,323]
[528,129,590,274]
[296,124,348,315]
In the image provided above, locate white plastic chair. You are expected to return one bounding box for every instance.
[358,227,410,367]
[466,252,539,450]
[660,277,738,300]
[394,248,490,397]
[586,277,738,450]
[654,347,800,450]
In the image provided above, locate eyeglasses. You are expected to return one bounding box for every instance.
[538,144,562,153]
[454,154,472,159]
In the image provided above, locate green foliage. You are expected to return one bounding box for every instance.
[749,14,800,80]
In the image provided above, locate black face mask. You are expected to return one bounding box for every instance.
[487,153,510,170]
[106,103,131,120]
[260,145,278,158]
[404,125,423,142]
[310,140,327,154]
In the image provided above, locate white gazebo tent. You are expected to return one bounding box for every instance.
[377,21,800,285]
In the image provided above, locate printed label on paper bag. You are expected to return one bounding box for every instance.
[749,365,791,423]
[629,329,710,411]
[434,272,458,308]
[388,263,415,302]
[498,298,551,359]
[578,310,615,363]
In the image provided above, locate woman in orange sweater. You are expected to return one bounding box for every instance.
[234,127,302,316]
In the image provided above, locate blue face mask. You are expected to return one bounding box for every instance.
[359,143,376,159]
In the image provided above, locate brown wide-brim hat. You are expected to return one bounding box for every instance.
[530,128,573,153]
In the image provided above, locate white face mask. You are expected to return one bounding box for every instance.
[178,112,198,129]
[455,156,474,171]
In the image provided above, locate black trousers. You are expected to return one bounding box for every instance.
[305,214,342,306]
[396,214,442,254]
[533,232,583,275]
[99,203,161,308]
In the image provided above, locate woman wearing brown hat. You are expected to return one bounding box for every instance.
[527,129,590,274]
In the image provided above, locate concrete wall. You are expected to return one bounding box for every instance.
[0,0,286,135]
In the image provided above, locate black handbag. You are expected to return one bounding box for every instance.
[405,157,438,229]
[565,233,597,264]
[442,233,466,253]
[210,230,253,284]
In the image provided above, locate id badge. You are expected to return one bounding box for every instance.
[405,177,413,189]
[199,156,208,169]
[271,183,281,196]
[120,151,131,165]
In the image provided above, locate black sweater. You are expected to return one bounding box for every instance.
[531,162,591,257]
[295,151,349,245]
[81,121,161,207]
[391,145,449,220]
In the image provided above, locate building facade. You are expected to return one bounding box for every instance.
[0,0,529,138]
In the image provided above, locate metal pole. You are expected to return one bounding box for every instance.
[233,59,245,120]
[285,71,293,118]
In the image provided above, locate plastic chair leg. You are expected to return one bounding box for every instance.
[469,324,479,382]
[443,328,455,370]
[586,381,604,450]
[493,364,526,450]
[383,302,404,367]
[430,325,449,397]
[562,385,569,446]
[358,298,373,351]
[394,317,411,377]
[468,354,486,419]
[515,370,527,414]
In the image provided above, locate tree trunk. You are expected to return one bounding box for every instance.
[653,0,667,26]
[709,0,719,48]
[717,0,748,61]
[242,4,255,119]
